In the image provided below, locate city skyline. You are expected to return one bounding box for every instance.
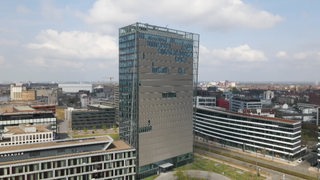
[0,0,320,82]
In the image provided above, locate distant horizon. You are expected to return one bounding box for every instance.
[0,80,318,85]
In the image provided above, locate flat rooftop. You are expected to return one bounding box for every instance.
[4,124,50,135]
[0,139,133,166]
[13,106,35,112]
[88,104,114,109]
[0,136,112,153]
[198,106,299,125]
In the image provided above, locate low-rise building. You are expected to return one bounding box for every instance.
[0,124,53,146]
[230,96,262,112]
[66,105,115,130]
[194,106,306,160]
[0,136,136,180]
[195,96,216,108]
[0,111,57,135]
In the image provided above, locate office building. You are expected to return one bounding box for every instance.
[10,83,23,101]
[66,105,115,130]
[0,124,53,146]
[194,106,306,160]
[0,136,136,180]
[230,96,262,112]
[0,110,57,135]
[58,83,92,93]
[119,22,199,177]
[195,96,216,108]
[35,88,60,105]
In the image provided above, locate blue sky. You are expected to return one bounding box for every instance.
[0,0,319,83]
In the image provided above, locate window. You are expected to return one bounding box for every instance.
[178,67,186,75]
[162,92,176,98]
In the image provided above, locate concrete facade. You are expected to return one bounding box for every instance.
[0,136,136,180]
[119,22,199,178]
[194,106,306,160]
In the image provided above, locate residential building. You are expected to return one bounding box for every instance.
[194,106,305,160]
[263,90,274,100]
[0,136,136,180]
[119,22,199,178]
[230,96,262,112]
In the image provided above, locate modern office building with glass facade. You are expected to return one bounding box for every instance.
[0,136,136,180]
[194,106,306,160]
[119,22,199,178]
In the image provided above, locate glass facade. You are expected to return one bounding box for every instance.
[119,22,199,177]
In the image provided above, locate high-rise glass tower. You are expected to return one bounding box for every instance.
[119,22,199,178]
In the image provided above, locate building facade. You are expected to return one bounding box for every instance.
[230,96,262,112]
[0,136,136,180]
[10,83,23,101]
[119,22,199,177]
[0,124,53,146]
[66,105,115,130]
[194,107,305,160]
[195,96,216,108]
[0,111,57,135]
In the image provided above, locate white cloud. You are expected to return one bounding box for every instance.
[84,0,282,31]
[0,56,5,65]
[40,1,64,21]
[291,51,320,61]
[203,44,267,63]
[16,5,31,14]
[84,0,137,26]
[28,29,117,60]
[26,57,86,70]
[276,51,288,58]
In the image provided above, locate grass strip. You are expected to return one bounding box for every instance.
[195,145,316,180]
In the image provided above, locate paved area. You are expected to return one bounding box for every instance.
[155,170,230,180]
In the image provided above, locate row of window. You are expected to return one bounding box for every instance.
[196,109,299,128]
[195,114,301,138]
[0,118,56,125]
[1,153,135,174]
[195,122,300,147]
[138,33,193,48]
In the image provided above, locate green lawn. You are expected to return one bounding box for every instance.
[175,155,264,180]
[143,175,159,180]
